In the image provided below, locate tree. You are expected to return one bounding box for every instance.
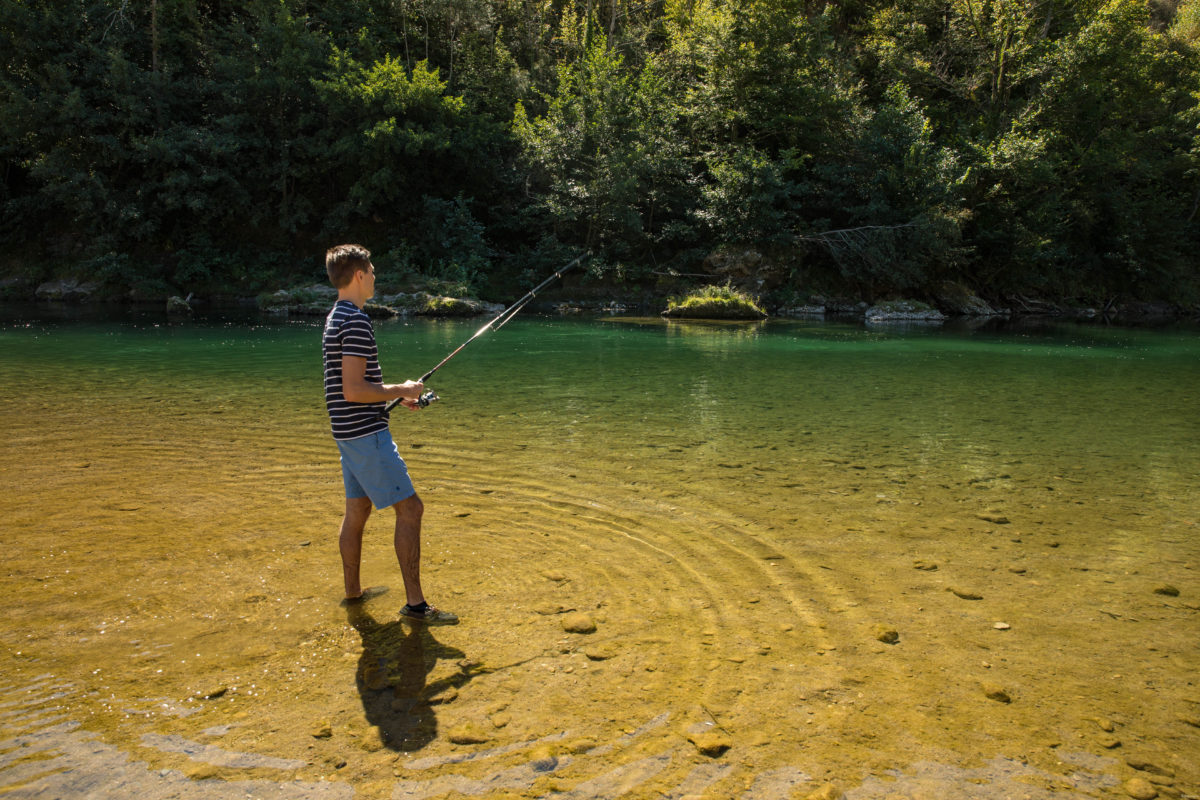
[513,24,687,261]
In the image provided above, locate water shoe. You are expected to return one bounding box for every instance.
[400,603,459,625]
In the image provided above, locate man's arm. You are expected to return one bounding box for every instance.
[341,355,423,404]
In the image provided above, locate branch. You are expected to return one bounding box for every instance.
[795,222,919,243]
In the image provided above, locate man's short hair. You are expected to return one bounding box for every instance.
[326,244,371,288]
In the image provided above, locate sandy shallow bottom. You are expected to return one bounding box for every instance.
[1,353,1198,800]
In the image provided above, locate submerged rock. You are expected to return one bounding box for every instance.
[806,784,847,800]
[583,643,617,661]
[873,625,900,644]
[687,730,731,757]
[1126,758,1174,777]
[424,686,458,705]
[1123,777,1158,799]
[184,763,220,780]
[528,744,560,772]
[534,602,569,615]
[447,723,492,745]
[561,612,597,634]
[981,682,1012,703]
[360,725,386,752]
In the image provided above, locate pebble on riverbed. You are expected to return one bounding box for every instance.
[561,612,597,634]
[448,723,492,745]
[183,763,219,781]
[1123,777,1158,799]
[1126,758,1174,778]
[948,587,984,600]
[583,643,617,660]
[1152,585,1180,597]
[424,686,458,705]
[980,682,1012,703]
[360,725,385,752]
[687,731,731,757]
[873,625,900,644]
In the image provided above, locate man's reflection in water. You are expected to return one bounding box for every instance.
[345,602,478,752]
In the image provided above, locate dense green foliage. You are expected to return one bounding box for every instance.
[664,283,768,317]
[2,0,1197,305]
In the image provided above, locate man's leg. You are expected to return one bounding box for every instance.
[339,495,373,600]
[393,493,425,606]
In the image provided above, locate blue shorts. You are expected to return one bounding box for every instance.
[337,430,416,509]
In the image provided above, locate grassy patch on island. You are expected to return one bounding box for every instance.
[662,285,767,319]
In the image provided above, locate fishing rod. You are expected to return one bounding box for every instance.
[383,254,585,414]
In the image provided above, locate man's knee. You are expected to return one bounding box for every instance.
[395,493,423,521]
[345,495,373,520]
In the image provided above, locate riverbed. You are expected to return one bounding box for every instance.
[0,311,1197,799]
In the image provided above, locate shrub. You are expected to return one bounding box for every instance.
[662,284,767,319]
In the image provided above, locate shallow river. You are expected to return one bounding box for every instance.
[0,309,1197,800]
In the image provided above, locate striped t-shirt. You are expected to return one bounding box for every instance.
[323,300,389,440]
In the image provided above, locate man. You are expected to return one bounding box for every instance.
[322,243,457,624]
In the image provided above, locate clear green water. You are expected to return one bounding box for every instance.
[1,311,1197,798]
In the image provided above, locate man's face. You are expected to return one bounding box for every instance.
[361,263,376,299]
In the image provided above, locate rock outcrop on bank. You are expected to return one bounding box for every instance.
[864,300,948,323]
[13,270,1196,324]
[35,278,101,302]
[257,285,504,318]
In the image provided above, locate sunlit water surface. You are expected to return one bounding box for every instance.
[0,310,1197,799]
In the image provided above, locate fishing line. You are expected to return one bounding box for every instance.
[382,254,585,414]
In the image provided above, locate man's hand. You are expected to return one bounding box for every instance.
[395,379,425,410]
[398,379,424,398]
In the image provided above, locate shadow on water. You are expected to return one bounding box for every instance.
[344,603,477,753]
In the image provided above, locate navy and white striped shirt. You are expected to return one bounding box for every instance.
[323,300,389,440]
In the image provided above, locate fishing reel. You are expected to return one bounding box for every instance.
[416,389,440,408]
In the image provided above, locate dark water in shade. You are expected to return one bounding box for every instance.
[0,309,1197,799]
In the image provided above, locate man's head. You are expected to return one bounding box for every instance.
[326,244,372,289]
